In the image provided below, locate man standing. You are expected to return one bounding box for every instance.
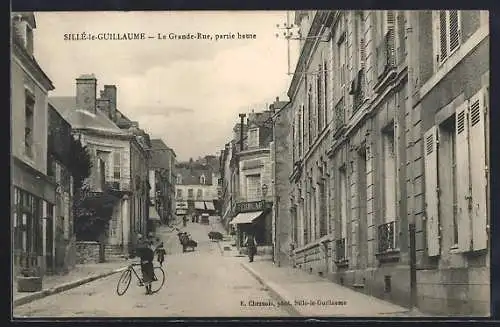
[244,233,258,263]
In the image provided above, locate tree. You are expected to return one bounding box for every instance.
[69,137,92,191]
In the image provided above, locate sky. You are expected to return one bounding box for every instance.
[33,11,300,162]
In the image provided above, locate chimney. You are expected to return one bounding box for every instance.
[97,98,111,119]
[76,74,97,114]
[103,85,117,121]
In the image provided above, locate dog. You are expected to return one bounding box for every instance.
[208,231,224,241]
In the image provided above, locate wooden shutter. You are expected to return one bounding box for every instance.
[469,89,488,251]
[456,102,471,252]
[424,126,440,256]
[449,10,460,53]
[439,11,448,62]
[386,11,396,67]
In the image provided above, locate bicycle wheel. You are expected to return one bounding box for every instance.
[116,269,132,296]
[150,266,165,294]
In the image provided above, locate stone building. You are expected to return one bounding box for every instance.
[11,12,56,276]
[175,159,217,218]
[283,10,489,315]
[47,104,76,274]
[50,75,151,258]
[149,139,177,225]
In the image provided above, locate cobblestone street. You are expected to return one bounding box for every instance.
[14,218,290,318]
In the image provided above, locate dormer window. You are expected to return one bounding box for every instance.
[248,128,259,149]
[200,175,206,185]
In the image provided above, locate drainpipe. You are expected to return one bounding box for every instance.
[406,11,418,311]
[239,113,246,152]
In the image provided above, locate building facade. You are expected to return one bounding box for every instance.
[47,104,76,274]
[11,12,56,276]
[175,160,217,217]
[150,139,177,224]
[50,75,151,257]
[283,10,489,315]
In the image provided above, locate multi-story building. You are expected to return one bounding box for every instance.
[11,12,56,276]
[50,75,151,257]
[270,99,293,267]
[47,104,76,274]
[281,10,489,316]
[220,109,275,250]
[175,160,217,217]
[149,139,177,225]
[408,10,489,315]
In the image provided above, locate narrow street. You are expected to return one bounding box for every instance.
[14,217,289,317]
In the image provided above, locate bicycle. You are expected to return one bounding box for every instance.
[116,263,165,296]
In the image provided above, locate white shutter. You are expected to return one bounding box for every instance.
[386,11,396,67]
[424,126,440,256]
[439,11,448,62]
[469,89,488,251]
[455,102,471,252]
[448,10,460,53]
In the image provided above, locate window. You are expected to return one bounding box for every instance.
[299,104,304,157]
[317,64,323,132]
[177,174,182,184]
[319,179,327,237]
[246,174,261,201]
[188,188,194,199]
[24,90,35,158]
[176,188,183,199]
[437,10,460,65]
[323,61,329,127]
[338,32,347,93]
[336,167,348,261]
[376,11,396,79]
[13,188,42,256]
[197,189,203,199]
[383,125,396,224]
[200,175,206,185]
[292,118,296,164]
[113,152,121,180]
[308,85,313,145]
[248,128,259,148]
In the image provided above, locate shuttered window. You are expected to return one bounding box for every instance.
[246,174,261,201]
[469,90,488,251]
[424,126,440,256]
[317,64,323,132]
[383,126,396,223]
[455,102,471,251]
[113,151,121,180]
[323,61,329,126]
[438,10,461,64]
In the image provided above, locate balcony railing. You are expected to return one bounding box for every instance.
[335,238,347,262]
[377,220,399,253]
[351,68,365,114]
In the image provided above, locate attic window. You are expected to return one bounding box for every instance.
[200,175,206,185]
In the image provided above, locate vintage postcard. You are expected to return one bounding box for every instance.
[11,10,490,318]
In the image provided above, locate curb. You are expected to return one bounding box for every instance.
[240,262,302,317]
[14,266,128,308]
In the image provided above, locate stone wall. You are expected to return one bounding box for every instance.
[75,241,101,264]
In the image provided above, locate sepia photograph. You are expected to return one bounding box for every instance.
[11,10,490,318]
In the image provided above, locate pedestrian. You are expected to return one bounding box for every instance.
[156,242,166,266]
[135,238,155,295]
[244,233,258,263]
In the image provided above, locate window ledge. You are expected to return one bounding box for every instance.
[373,67,398,95]
[375,248,400,263]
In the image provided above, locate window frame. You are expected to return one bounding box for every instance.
[434,10,462,68]
[24,89,35,158]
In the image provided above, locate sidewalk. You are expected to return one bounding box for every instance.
[241,259,427,317]
[13,258,128,307]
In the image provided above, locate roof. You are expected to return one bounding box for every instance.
[151,139,177,157]
[49,96,127,135]
[176,165,213,185]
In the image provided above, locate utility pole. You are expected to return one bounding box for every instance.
[276,11,295,75]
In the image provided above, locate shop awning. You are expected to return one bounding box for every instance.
[149,206,161,221]
[204,201,215,211]
[230,211,263,225]
[194,201,205,210]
